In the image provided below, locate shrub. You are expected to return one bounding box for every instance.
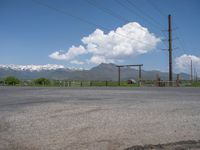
[34,78,50,86]
[4,76,20,85]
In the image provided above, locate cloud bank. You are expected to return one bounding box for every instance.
[175,54,200,73]
[49,22,160,64]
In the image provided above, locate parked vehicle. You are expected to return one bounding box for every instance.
[127,79,137,84]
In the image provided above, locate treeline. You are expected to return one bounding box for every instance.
[0,76,137,87]
[0,76,199,87]
[0,76,51,86]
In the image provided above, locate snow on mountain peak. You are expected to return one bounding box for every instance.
[0,64,65,71]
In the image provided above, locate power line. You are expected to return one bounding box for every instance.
[115,0,154,25]
[85,0,129,23]
[115,0,164,31]
[173,22,189,53]
[145,0,189,55]
[146,1,182,54]
[31,0,106,30]
[31,0,155,47]
[145,0,167,18]
[124,0,169,50]
[172,28,186,53]
[134,0,171,52]
[84,0,151,33]
[114,0,167,50]
[126,0,165,28]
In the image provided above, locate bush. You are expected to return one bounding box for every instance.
[4,76,20,85]
[0,80,4,85]
[34,78,50,86]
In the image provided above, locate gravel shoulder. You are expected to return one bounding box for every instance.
[0,87,200,150]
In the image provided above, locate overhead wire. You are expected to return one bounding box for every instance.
[145,0,167,18]
[115,0,164,31]
[126,0,165,28]
[84,0,152,33]
[145,0,189,54]
[85,0,129,23]
[31,0,155,47]
[84,0,168,51]
[173,22,189,53]
[114,0,168,50]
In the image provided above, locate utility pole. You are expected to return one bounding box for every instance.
[118,66,121,86]
[139,65,142,86]
[168,14,173,82]
[191,59,193,81]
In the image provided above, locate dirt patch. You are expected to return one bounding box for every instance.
[0,139,37,150]
[0,120,10,132]
[124,140,200,150]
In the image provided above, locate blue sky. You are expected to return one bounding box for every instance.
[0,0,200,73]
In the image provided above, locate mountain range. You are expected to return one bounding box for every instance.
[0,63,190,81]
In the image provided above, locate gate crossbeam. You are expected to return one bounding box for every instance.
[116,64,143,86]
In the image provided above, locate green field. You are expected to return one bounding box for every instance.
[0,77,199,87]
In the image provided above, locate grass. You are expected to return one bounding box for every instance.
[2,79,200,87]
[191,81,200,87]
[13,80,139,87]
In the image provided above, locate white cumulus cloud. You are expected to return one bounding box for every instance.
[70,60,85,65]
[49,22,160,64]
[89,56,115,64]
[49,45,87,60]
[175,54,200,73]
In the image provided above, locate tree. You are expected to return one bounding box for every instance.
[34,78,50,86]
[4,76,20,85]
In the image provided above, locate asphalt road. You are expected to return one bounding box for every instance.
[0,87,200,150]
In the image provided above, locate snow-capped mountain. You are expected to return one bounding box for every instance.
[0,63,191,80]
[0,64,65,71]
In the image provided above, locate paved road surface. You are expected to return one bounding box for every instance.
[0,87,200,150]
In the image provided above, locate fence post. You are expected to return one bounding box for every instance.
[176,74,180,87]
[80,81,83,87]
[90,81,92,87]
[105,81,108,87]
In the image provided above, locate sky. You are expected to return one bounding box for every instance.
[0,0,200,74]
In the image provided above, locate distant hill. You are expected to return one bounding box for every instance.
[0,63,190,80]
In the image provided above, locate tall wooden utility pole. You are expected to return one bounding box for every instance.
[168,14,173,82]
